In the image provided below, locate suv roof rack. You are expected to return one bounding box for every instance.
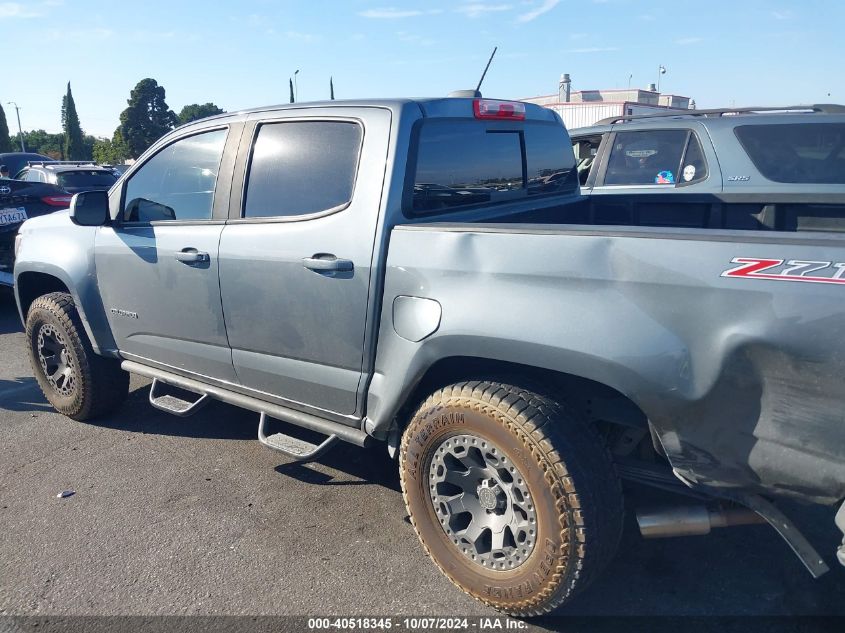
[595,104,845,126]
[26,160,98,168]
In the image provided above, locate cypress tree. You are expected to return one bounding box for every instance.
[0,104,12,152]
[62,82,85,160]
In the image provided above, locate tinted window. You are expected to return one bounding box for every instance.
[123,128,227,222]
[411,120,577,214]
[679,133,708,184]
[57,170,118,189]
[244,121,362,219]
[604,129,688,186]
[735,123,845,184]
[412,121,522,214]
[526,124,577,196]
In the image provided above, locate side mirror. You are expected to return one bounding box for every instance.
[69,190,109,226]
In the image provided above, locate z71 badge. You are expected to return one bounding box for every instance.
[722,258,845,285]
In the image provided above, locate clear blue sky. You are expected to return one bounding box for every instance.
[3,0,843,138]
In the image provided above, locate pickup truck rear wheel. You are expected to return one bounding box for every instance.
[399,380,623,616]
[26,292,129,421]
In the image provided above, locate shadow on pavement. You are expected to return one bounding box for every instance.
[0,376,52,413]
[274,443,400,492]
[76,385,258,441]
[0,290,23,335]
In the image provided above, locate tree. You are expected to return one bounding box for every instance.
[61,82,86,160]
[82,134,97,161]
[117,78,178,158]
[330,77,335,101]
[177,103,224,125]
[0,104,12,153]
[20,130,64,159]
[92,130,130,164]
[289,78,295,104]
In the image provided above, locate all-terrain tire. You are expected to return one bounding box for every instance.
[399,380,624,616]
[26,292,129,420]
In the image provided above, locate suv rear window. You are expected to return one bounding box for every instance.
[410,120,576,214]
[735,123,845,184]
[57,170,118,189]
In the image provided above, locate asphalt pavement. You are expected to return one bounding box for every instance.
[1,289,843,627]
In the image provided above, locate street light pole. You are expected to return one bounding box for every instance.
[294,69,300,103]
[7,102,24,151]
[657,65,666,94]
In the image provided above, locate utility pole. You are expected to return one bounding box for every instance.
[7,102,24,151]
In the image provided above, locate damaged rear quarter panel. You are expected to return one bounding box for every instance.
[373,224,845,504]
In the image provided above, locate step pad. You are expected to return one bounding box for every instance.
[257,412,338,462]
[151,393,195,414]
[148,379,210,418]
[263,433,321,457]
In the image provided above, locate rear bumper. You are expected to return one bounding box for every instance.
[836,501,845,567]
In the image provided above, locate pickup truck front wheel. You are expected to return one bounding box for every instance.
[400,381,623,616]
[26,292,129,421]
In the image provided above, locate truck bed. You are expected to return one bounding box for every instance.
[381,220,845,503]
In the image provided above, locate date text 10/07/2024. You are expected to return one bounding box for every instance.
[307,617,530,631]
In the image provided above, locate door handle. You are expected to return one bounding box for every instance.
[302,255,353,272]
[175,248,210,264]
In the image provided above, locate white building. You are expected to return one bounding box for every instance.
[521,75,694,131]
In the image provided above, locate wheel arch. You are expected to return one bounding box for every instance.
[15,267,118,356]
[388,355,649,438]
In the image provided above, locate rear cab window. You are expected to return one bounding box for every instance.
[735,123,845,183]
[408,119,576,215]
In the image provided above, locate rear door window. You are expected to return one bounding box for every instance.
[243,121,362,219]
[604,129,699,186]
[735,123,845,183]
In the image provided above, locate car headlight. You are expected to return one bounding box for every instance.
[14,232,23,258]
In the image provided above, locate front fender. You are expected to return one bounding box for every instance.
[14,215,117,356]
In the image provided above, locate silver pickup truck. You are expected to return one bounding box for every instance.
[12,96,845,616]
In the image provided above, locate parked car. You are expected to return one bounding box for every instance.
[16,161,118,194]
[0,179,75,286]
[570,104,845,231]
[0,152,54,178]
[12,96,845,616]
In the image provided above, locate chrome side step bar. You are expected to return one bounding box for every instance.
[258,412,338,462]
[122,360,370,448]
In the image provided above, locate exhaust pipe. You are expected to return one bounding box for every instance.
[636,505,766,539]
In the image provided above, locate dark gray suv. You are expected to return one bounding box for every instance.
[16,161,118,194]
[570,104,845,232]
